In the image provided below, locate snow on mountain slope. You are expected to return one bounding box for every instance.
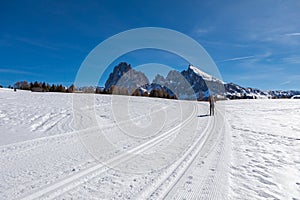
[188,65,215,82]
[225,82,300,99]
[0,88,299,199]
[180,65,225,99]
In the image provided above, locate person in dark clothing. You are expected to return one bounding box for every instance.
[208,95,216,116]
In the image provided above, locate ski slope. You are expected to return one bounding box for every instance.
[0,88,299,199]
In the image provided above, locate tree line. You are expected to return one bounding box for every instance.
[103,85,178,99]
[9,81,178,100]
[12,81,74,93]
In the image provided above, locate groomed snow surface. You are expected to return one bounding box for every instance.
[0,88,299,199]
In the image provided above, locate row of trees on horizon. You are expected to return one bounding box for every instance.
[107,85,178,99]
[4,81,178,99]
[9,81,74,93]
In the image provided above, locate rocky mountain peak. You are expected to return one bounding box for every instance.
[104,62,150,91]
[152,74,165,85]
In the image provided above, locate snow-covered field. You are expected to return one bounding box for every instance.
[226,99,300,199]
[0,88,299,199]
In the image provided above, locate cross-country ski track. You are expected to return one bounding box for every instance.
[18,102,229,200]
[0,90,231,199]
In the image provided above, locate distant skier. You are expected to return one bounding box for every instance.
[209,95,216,116]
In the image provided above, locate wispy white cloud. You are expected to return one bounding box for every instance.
[282,56,300,64]
[0,68,39,76]
[218,55,256,63]
[2,35,59,50]
[285,32,300,36]
[15,37,58,50]
[195,28,209,34]
[217,52,272,63]
[201,40,249,48]
[223,2,300,47]
[280,80,291,85]
[193,26,214,36]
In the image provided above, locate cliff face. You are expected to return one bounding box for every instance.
[180,65,225,100]
[104,62,150,93]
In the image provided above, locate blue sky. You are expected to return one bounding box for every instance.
[0,0,300,90]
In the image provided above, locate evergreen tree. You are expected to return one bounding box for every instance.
[33,81,40,88]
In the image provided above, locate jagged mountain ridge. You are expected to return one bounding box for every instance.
[104,62,300,99]
[225,82,300,99]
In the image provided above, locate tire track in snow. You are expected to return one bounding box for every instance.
[19,103,197,200]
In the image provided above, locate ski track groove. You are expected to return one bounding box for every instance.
[169,118,223,200]
[171,108,230,200]
[0,105,170,158]
[137,107,220,200]
[19,103,197,200]
[30,111,66,132]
